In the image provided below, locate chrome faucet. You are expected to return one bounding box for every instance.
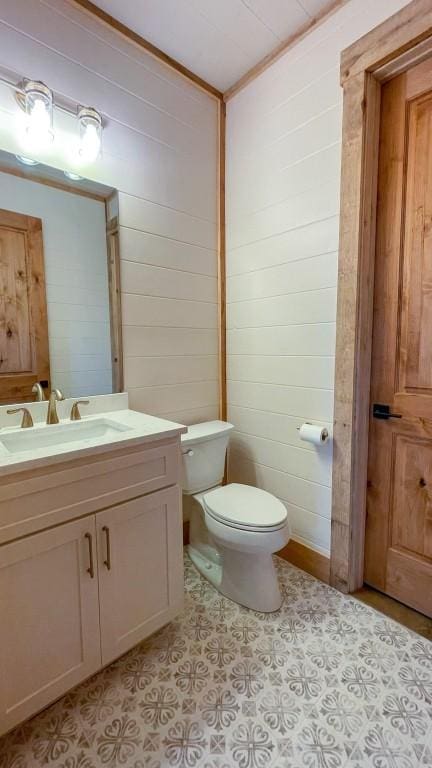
[46,389,65,425]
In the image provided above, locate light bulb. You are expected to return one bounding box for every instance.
[78,107,102,163]
[23,81,54,151]
[80,123,100,162]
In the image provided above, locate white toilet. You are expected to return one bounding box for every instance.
[181,420,291,612]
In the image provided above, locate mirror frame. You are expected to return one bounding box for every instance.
[0,159,123,397]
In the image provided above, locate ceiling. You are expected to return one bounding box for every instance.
[91,0,336,92]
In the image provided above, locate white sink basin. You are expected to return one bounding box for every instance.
[0,418,132,455]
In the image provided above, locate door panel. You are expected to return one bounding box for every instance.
[366,58,432,616]
[97,486,183,666]
[0,517,101,735]
[399,95,432,395]
[0,208,50,403]
[391,435,432,560]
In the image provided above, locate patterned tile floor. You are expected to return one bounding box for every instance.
[1,552,432,768]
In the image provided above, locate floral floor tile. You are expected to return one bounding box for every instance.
[0,552,431,768]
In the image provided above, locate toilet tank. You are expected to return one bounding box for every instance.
[181,420,234,494]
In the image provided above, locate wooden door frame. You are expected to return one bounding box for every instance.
[330,0,432,593]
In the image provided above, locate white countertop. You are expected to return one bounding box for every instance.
[0,394,187,477]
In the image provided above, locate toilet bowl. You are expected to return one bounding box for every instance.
[181,421,291,612]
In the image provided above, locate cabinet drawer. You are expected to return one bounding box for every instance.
[0,439,180,544]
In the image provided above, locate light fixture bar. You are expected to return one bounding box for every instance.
[0,69,105,167]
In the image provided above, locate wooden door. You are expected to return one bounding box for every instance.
[0,209,50,404]
[0,517,101,735]
[97,486,183,666]
[366,58,432,616]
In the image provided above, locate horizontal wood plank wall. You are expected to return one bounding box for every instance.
[0,0,219,425]
[225,0,411,558]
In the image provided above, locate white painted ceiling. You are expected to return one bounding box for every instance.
[91,0,335,92]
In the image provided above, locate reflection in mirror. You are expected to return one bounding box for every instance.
[0,150,122,405]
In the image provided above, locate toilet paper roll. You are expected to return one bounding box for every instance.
[298,423,328,446]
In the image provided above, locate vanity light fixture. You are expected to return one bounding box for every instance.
[78,106,102,163]
[9,72,104,169]
[22,80,54,151]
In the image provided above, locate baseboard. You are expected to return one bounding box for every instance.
[183,520,329,584]
[277,539,330,584]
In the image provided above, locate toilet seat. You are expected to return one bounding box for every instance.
[203,483,287,532]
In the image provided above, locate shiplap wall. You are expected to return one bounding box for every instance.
[0,0,218,424]
[226,0,411,556]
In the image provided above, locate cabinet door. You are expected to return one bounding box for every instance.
[97,486,183,666]
[0,517,101,735]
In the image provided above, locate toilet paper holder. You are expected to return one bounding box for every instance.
[296,423,329,442]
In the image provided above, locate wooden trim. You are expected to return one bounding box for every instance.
[106,206,124,394]
[278,540,330,584]
[224,0,348,101]
[341,0,432,84]
[218,100,227,422]
[331,0,432,593]
[71,0,223,101]
[331,71,381,593]
[0,163,109,203]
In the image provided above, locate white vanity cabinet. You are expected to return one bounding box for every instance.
[97,486,183,665]
[0,434,184,737]
[0,517,101,734]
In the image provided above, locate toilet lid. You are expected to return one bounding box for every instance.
[203,483,287,530]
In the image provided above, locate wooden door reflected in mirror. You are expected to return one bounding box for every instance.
[0,208,50,404]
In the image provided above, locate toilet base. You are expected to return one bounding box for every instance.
[188,543,283,613]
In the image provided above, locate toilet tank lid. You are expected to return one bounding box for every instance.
[181,420,234,446]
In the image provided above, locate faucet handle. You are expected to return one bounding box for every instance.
[70,400,90,421]
[7,407,34,428]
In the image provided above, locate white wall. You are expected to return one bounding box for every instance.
[0,0,218,424]
[0,171,111,397]
[226,0,411,556]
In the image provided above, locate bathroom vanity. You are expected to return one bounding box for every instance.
[0,394,186,736]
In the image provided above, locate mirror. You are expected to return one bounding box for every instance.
[0,149,122,405]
